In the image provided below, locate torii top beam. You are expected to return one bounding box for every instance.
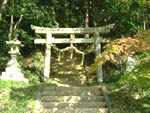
[31,24,114,35]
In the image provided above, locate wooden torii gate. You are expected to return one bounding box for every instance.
[31,24,114,82]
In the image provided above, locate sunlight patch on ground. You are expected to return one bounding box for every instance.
[49,78,70,87]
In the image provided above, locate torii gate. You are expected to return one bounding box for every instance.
[31,24,114,82]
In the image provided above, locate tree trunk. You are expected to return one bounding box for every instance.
[85,0,96,38]
[0,0,8,20]
[68,1,72,27]
[8,14,13,40]
[85,0,94,38]
[88,0,94,27]
[85,7,89,38]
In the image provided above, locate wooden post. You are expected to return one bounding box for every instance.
[44,32,52,82]
[94,32,103,82]
[70,34,75,59]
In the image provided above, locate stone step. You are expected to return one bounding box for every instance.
[46,108,109,113]
[53,65,84,68]
[42,102,107,108]
[42,86,101,91]
[41,96,105,102]
[42,90,103,96]
[56,71,84,75]
[49,79,86,84]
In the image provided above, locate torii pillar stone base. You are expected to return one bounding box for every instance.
[1,40,28,83]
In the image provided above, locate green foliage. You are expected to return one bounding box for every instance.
[134,30,150,46]
[102,31,150,112]
[109,83,150,113]
[120,51,150,91]
[0,80,53,113]
[103,62,122,83]
[20,52,44,83]
[0,53,9,73]
[101,0,149,37]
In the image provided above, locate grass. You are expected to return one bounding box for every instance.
[108,83,150,113]
[0,80,52,113]
[1,77,150,113]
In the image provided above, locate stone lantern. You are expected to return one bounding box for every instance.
[1,40,28,83]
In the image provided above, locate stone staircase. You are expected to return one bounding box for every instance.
[38,86,109,113]
[36,53,110,113]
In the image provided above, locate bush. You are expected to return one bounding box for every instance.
[120,51,150,92]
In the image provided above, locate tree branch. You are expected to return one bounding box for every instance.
[8,14,13,40]
[0,0,8,20]
[13,14,23,35]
